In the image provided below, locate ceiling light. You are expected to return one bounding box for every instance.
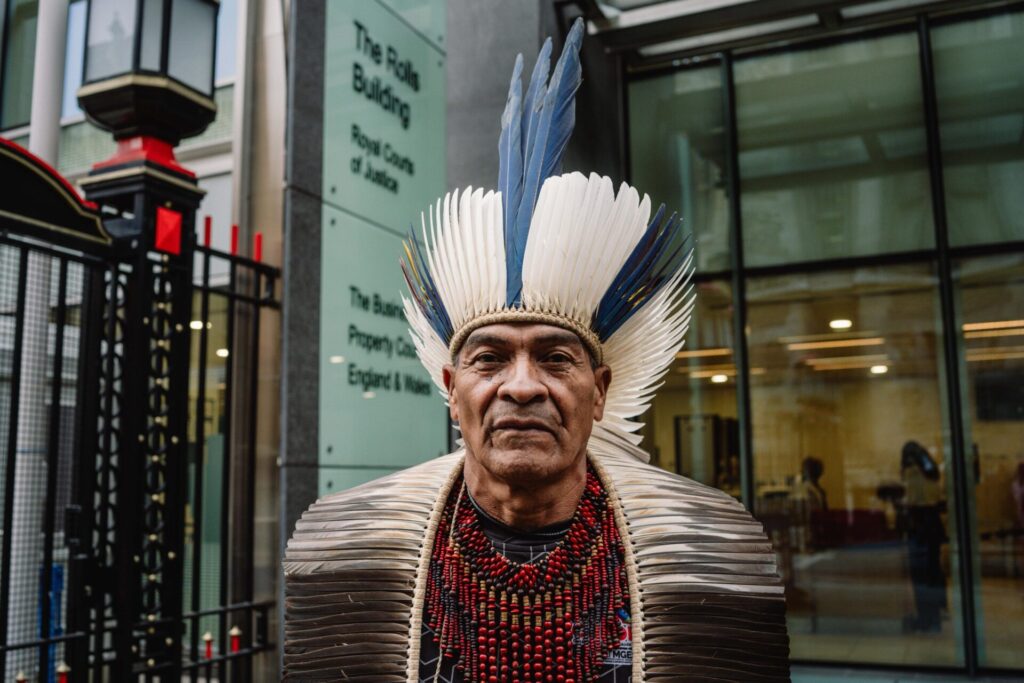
[779,331,880,344]
[966,351,1024,362]
[829,319,853,330]
[215,348,229,358]
[788,337,884,351]
[710,374,728,383]
[362,391,376,399]
[189,320,204,330]
[964,328,1024,339]
[676,347,731,359]
[870,365,888,374]
[329,355,346,364]
[963,320,1024,331]
[805,353,887,364]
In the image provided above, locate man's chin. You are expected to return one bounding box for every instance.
[483,445,560,481]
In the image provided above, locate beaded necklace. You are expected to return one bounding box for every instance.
[425,466,628,683]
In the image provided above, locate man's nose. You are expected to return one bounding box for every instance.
[497,356,547,404]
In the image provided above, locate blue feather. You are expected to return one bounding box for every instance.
[401,229,453,342]
[593,205,692,340]
[506,18,585,306]
[498,54,524,240]
[520,38,553,178]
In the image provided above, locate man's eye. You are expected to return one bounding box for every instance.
[545,353,573,363]
[473,353,501,364]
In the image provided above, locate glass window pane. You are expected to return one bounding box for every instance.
[85,0,137,82]
[736,33,934,267]
[2,0,39,129]
[139,0,165,72]
[628,65,730,274]
[61,0,87,120]
[748,264,962,666]
[215,0,237,82]
[933,12,1024,246]
[168,0,215,94]
[954,254,1024,670]
[644,280,742,497]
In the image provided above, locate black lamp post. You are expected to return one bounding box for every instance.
[74,1,218,677]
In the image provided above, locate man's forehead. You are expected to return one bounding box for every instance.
[462,323,585,350]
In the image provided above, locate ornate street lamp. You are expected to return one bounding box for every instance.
[74,1,219,677]
[78,0,218,149]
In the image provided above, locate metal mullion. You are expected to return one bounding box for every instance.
[39,257,70,679]
[916,14,978,675]
[189,244,212,681]
[218,260,237,683]
[0,247,29,674]
[721,52,755,510]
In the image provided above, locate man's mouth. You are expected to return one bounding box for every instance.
[492,418,553,434]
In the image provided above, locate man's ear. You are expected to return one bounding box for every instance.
[442,364,459,422]
[592,364,612,422]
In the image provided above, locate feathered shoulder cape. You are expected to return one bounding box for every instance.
[283,437,790,682]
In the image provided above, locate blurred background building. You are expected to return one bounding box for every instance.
[1,0,1022,680]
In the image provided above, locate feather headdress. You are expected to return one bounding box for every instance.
[400,18,695,455]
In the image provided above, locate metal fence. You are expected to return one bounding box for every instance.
[1,139,279,681]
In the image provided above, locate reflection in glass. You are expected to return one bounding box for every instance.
[184,291,230,653]
[644,280,740,496]
[1,0,40,128]
[85,0,137,82]
[954,255,1024,669]
[628,65,730,273]
[747,265,959,665]
[736,33,934,266]
[933,12,1024,246]
[168,0,216,94]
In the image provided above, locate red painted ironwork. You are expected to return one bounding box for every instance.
[91,135,196,178]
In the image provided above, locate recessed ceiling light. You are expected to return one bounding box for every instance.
[362,391,376,399]
[870,365,888,374]
[710,374,728,384]
[216,348,229,358]
[329,355,346,364]
[189,320,204,330]
[829,319,853,330]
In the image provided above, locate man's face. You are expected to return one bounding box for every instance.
[443,323,611,485]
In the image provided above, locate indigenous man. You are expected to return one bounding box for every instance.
[284,19,789,682]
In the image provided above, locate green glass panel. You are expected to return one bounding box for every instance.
[628,65,730,273]
[748,264,962,666]
[377,0,445,52]
[952,254,1024,670]
[2,0,39,129]
[736,33,934,267]
[319,0,447,495]
[933,12,1024,246]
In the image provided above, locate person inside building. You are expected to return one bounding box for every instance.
[283,19,789,681]
[899,440,948,634]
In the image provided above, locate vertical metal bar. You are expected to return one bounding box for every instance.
[94,265,119,681]
[241,272,262,680]
[39,258,69,679]
[916,14,978,675]
[65,261,105,676]
[0,248,29,674]
[721,52,756,509]
[219,260,237,682]
[190,246,212,682]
